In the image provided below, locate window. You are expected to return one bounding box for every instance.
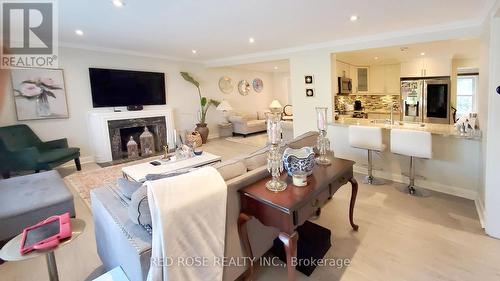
[456,75,478,118]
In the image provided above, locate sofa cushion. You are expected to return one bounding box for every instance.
[228,115,245,123]
[214,160,247,181]
[247,120,266,127]
[244,151,268,171]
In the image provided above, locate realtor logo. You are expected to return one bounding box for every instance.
[1,1,58,68]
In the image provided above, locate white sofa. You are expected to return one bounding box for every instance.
[91,132,319,281]
[228,111,268,137]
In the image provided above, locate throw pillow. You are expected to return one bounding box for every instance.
[214,160,247,181]
[116,178,142,200]
[128,169,193,228]
[128,185,151,227]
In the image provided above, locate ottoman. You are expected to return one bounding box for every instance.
[0,170,75,241]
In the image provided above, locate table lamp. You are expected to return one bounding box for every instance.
[216,100,233,124]
[269,100,282,113]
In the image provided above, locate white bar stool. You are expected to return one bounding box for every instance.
[348,125,386,185]
[390,129,432,196]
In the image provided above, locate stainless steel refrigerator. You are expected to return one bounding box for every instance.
[400,78,451,124]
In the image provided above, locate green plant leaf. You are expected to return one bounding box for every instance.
[209,99,220,107]
[200,97,207,106]
[180,72,200,88]
[44,89,56,98]
[40,83,62,90]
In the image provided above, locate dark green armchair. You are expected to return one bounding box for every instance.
[0,124,81,178]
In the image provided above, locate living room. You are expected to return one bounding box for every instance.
[1,1,500,281]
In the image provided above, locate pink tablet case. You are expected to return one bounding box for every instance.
[20,212,72,255]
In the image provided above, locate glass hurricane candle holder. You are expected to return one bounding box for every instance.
[315,107,332,165]
[265,112,287,192]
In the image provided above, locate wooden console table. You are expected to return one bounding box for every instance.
[237,157,358,281]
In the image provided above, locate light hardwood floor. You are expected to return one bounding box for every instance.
[1,137,499,281]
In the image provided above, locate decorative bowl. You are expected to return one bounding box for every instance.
[193,150,203,156]
[282,146,315,176]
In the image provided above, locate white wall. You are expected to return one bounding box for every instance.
[271,72,290,106]
[0,47,277,161]
[484,10,500,238]
[289,51,333,136]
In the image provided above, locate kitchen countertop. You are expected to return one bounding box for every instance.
[330,118,481,140]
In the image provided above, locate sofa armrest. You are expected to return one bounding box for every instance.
[228,115,245,124]
[39,138,68,150]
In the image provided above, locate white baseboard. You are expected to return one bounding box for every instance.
[353,164,478,200]
[475,198,486,229]
[61,155,95,168]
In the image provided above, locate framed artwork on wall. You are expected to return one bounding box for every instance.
[306,88,315,97]
[304,75,314,84]
[11,68,69,121]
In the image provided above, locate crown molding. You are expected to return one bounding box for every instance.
[59,42,201,64]
[204,19,483,67]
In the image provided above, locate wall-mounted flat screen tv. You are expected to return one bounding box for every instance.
[89,68,166,107]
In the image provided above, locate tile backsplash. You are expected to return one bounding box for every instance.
[335,95,400,112]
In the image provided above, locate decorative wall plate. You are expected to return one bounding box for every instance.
[238,80,250,96]
[218,76,233,94]
[252,78,264,93]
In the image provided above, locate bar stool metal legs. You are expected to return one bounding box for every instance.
[363,150,385,185]
[398,156,430,197]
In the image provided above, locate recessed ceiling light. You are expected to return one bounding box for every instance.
[374,56,379,60]
[420,52,426,56]
[248,37,255,43]
[112,0,124,7]
[75,29,84,36]
[350,15,359,21]
[191,49,197,54]
[273,66,279,70]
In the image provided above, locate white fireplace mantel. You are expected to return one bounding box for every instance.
[87,109,175,163]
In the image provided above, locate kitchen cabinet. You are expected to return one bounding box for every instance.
[369,64,401,94]
[357,67,369,93]
[385,64,401,94]
[370,65,385,94]
[350,64,358,93]
[336,61,350,78]
[401,57,451,78]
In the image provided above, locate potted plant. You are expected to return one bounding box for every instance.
[180,72,220,143]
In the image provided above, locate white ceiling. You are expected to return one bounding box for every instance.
[335,39,481,66]
[59,0,493,61]
[230,60,290,73]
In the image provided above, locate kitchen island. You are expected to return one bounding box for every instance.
[328,119,482,201]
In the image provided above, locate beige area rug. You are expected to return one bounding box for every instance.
[225,133,267,147]
[64,156,158,209]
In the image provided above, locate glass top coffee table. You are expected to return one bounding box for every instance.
[121,152,222,182]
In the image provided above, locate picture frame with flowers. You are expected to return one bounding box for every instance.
[11,68,69,121]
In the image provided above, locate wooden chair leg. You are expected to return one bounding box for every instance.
[74,158,82,171]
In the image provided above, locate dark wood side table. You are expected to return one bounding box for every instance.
[238,157,358,281]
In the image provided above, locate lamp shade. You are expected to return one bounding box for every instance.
[216,100,233,111]
[269,99,282,110]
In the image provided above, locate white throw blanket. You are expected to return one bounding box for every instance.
[147,166,228,281]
